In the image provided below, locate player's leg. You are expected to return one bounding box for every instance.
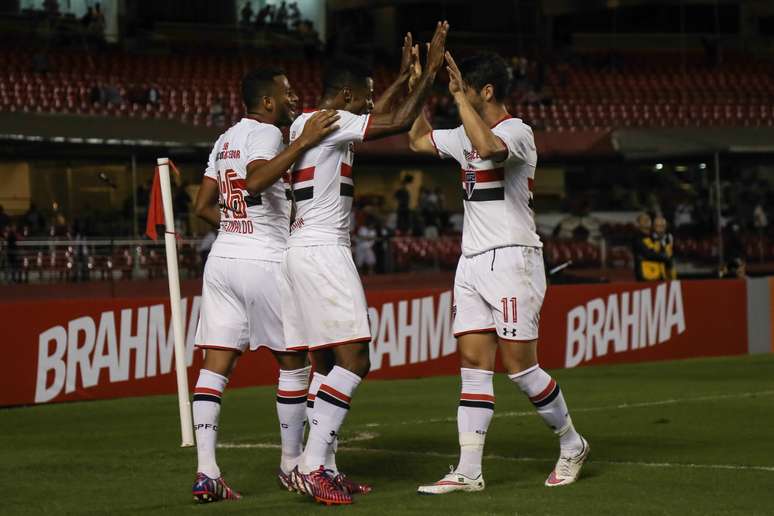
[272,350,311,486]
[306,349,339,474]
[495,246,588,486]
[301,343,368,467]
[191,256,247,502]
[418,254,494,495]
[191,348,242,502]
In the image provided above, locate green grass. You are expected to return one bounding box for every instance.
[3,355,774,515]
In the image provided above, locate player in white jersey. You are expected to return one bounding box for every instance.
[282,24,450,505]
[190,68,340,503]
[408,52,589,493]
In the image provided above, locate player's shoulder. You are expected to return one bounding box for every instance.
[243,119,282,139]
[289,111,314,139]
[495,117,534,138]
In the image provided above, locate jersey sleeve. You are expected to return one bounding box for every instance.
[321,111,371,145]
[430,127,463,162]
[492,121,537,166]
[245,125,283,164]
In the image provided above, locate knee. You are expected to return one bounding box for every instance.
[459,348,491,370]
[338,348,370,378]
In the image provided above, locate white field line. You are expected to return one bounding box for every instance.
[363,390,774,428]
[218,390,774,474]
[218,442,774,473]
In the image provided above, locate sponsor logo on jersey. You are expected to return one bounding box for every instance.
[463,148,480,162]
[564,281,686,367]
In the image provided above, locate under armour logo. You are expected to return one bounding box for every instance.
[503,327,518,337]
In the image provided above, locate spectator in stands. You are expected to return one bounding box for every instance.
[653,215,676,280]
[0,205,9,233]
[274,1,288,30]
[209,96,226,127]
[255,4,272,29]
[174,183,192,235]
[81,6,94,27]
[723,222,746,278]
[289,2,301,30]
[240,2,254,29]
[632,213,670,282]
[43,0,59,17]
[553,196,602,243]
[145,84,160,105]
[394,175,412,233]
[23,203,44,235]
[89,82,107,104]
[354,216,378,275]
[5,224,20,283]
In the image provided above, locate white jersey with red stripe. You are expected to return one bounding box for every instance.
[203,118,291,261]
[286,110,372,247]
[431,116,541,256]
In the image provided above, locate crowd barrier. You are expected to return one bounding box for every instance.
[1,278,771,407]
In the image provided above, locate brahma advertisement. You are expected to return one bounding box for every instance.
[0,279,748,407]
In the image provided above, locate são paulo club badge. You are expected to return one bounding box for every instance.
[464,170,476,199]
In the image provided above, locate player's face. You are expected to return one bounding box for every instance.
[273,75,299,126]
[654,218,667,235]
[348,77,374,115]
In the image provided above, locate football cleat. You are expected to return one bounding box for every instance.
[332,472,372,495]
[192,472,242,503]
[545,436,590,487]
[292,466,353,505]
[277,468,298,493]
[417,466,485,495]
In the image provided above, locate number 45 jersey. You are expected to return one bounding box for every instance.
[203,118,291,262]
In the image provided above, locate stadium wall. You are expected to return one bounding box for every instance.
[0,278,763,407]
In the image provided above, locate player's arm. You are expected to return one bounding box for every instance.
[194,177,221,228]
[445,51,508,162]
[363,21,449,141]
[371,32,413,115]
[245,110,340,196]
[406,43,439,156]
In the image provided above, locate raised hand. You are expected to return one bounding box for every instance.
[426,20,450,74]
[408,44,422,92]
[445,51,463,96]
[297,109,340,148]
[398,32,414,79]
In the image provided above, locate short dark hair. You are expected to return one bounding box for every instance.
[241,68,285,110]
[322,56,372,97]
[458,53,511,101]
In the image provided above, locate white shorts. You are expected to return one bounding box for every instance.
[453,246,546,341]
[280,245,371,350]
[195,256,286,353]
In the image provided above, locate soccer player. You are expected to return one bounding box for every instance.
[280,23,450,505]
[190,68,340,503]
[408,52,589,493]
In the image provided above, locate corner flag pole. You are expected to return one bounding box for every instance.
[157,157,195,448]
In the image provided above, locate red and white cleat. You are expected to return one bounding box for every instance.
[545,436,590,487]
[277,469,298,493]
[291,466,353,505]
[332,472,372,495]
[417,466,485,495]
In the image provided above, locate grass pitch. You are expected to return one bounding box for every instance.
[3,354,774,515]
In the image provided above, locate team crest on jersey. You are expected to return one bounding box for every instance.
[463,170,476,199]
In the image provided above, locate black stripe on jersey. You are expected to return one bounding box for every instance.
[285,189,293,201]
[294,187,314,202]
[245,194,262,207]
[463,187,505,202]
[340,183,354,197]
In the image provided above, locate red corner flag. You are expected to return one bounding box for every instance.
[145,167,165,240]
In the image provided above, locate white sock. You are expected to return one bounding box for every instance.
[193,369,228,478]
[306,372,339,474]
[302,366,361,473]
[456,368,495,478]
[276,365,311,474]
[509,365,583,454]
